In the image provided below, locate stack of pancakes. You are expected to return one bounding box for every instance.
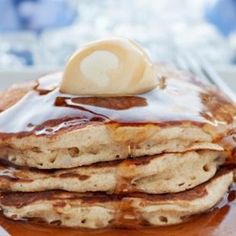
[0,66,235,229]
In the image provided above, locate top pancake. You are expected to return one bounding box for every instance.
[0,66,235,169]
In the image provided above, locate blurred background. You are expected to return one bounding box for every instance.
[0,0,236,89]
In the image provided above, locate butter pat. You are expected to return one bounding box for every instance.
[60,38,158,96]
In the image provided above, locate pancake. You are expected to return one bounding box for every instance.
[0,67,235,169]
[0,81,36,112]
[0,150,224,194]
[0,169,233,229]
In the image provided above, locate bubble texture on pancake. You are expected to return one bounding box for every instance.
[0,150,224,194]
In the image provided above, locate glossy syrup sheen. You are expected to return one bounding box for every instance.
[0,72,236,235]
[0,183,235,236]
[0,72,234,137]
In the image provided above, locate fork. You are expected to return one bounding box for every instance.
[174,51,236,104]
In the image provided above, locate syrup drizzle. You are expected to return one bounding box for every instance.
[0,72,234,137]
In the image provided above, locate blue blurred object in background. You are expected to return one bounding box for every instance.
[205,0,236,36]
[0,0,77,32]
[0,0,21,31]
[0,0,235,68]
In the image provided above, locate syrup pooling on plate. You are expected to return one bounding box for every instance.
[0,71,234,137]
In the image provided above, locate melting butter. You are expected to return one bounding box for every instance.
[60,38,159,96]
[80,50,119,88]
